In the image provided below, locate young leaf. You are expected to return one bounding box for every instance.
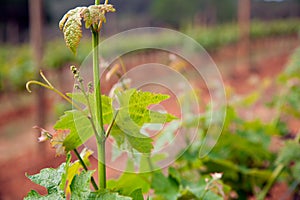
[59,5,115,54]
[66,149,93,196]
[26,163,65,191]
[115,89,174,127]
[83,5,105,28]
[107,172,151,195]
[26,163,66,198]
[24,190,64,200]
[85,4,115,28]
[129,189,144,200]
[54,94,113,151]
[25,190,41,199]
[110,126,153,153]
[70,170,94,200]
[151,171,179,200]
[67,93,113,124]
[59,7,86,54]
[50,129,69,155]
[89,190,132,200]
[54,110,92,151]
[111,89,177,153]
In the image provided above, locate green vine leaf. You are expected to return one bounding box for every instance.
[55,89,176,154]
[54,94,112,151]
[24,191,64,200]
[108,172,151,196]
[25,190,41,199]
[59,5,115,54]
[70,170,95,200]
[89,189,132,200]
[68,93,113,124]
[25,163,66,199]
[25,150,94,199]
[65,149,93,195]
[82,5,115,28]
[54,110,90,151]
[129,189,144,200]
[111,89,176,153]
[66,168,133,199]
[151,171,179,200]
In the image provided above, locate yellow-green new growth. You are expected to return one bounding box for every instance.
[59,4,115,54]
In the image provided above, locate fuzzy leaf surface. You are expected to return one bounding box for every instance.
[59,7,86,54]
[25,163,66,199]
[59,5,115,54]
[70,170,94,200]
[24,190,64,200]
[89,190,132,200]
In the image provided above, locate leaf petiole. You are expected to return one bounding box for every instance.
[105,110,119,139]
[73,149,99,190]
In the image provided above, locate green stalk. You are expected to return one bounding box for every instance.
[92,0,106,189]
[92,27,106,189]
[92,30,104,135]
[256,164,284,200]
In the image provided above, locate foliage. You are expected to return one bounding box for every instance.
[165,87,291,198]
[25,153,133,199]
[26,157,227,200]
[185,19,300,51]
[271,46,300,118]
[151,0,237,27]
[55,89,176,153]
[0,44,34,92]
[151,0,202,28]
[267,46,300,197]
[250,19,300,39]
[26,163,66,199]
[150,170,227,200]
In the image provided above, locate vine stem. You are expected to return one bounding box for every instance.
[93,0,106,189]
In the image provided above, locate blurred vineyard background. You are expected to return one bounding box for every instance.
[1,0,300,199]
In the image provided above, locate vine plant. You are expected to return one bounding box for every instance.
[24,1,226,199]
[25,0,168,199]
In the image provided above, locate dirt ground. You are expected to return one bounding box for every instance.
[0,35,299,199]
